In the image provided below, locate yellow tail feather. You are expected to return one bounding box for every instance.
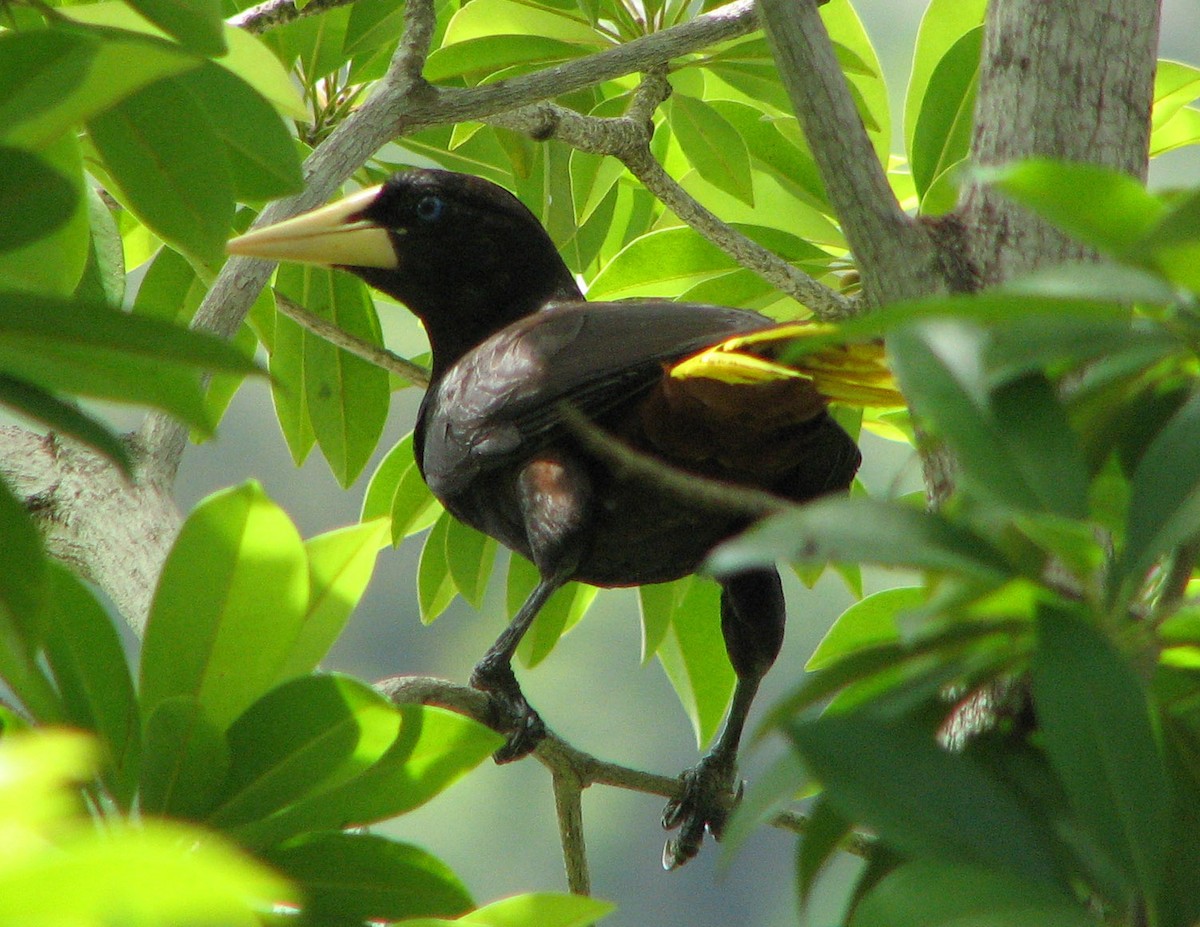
[671,321,905,410]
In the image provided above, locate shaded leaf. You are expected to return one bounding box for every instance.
[788,711,1064,885]
[1032,607,1170,902]
[709,496,1011,585]
[42,564,139,805]
[209,674,401,828]
[852,859,1093,927]
[0,146,77,253]
[139,696,230,819]
[125,0,225,55]
[265,832,472,923]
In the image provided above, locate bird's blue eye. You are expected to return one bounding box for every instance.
[416,195,444,222]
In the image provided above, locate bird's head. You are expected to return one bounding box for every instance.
[228,169,583,366]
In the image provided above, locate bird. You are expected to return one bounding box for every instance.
[227,168,900,868]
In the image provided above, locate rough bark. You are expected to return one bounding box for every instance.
[959,0,1163,284]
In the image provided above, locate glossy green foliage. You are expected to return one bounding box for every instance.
[6,0,1200,922]
[714,161,1200,924]
[0,482,503,925]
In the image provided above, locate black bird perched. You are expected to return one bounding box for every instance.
[228,169,899,868]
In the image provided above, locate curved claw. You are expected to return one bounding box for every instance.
[660,753,740,869]
[470,664,547,764]
[492,705,546,763]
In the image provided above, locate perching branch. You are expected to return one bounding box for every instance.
[378,674,872,893]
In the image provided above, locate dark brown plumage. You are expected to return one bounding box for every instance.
[228,169,863,867]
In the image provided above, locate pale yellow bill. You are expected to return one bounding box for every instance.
[226,185,399,269]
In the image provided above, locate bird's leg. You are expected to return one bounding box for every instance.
[470,574,566,763]
[471,451,590,764]
[662,569,785,869]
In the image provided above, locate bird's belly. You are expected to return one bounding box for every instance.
[439,467,749,588]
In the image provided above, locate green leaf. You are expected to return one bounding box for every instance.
[276,519,390,678]
[362,433,444,540]
[177,63,304,201]
[903,0,986,157]
[74,183,127,306]
[0,294,257,434]
[134,244,203,321]
[788,711,1064,885]
[1151,104,1200,157]
[709,496,1011,585]
[42,564,139,805]
[0,817,293,925]
[808,587,924,670]
[0,376,131,474]
[217,33,305,120]
[0,29,198,150]
[425,35,591,83]
[1032,607,1170,901]
[140,482,310,731]
[888,322,1090,518]
[265,295,317,465]
[654,578,734,747]
[126,0,226,55]
[209,674,401,828]
[264,833,473,923]
[669,93,754,206]
[440,0,606,46]
[506,555,598,668]
[796,798,854,905]
[445,518,497,609]
[458,893,615,927]
[0,133,89,295]
[1117,389,1200,591]
[138,696,230,818]
[909,27,981,205]
[852,859,1093,927]
[276,266,391,487]
[88,75,233,267]
[0,482,62,724]
[0,146,77,253]
[344,0,408,58]
[419,513,459,623]
[638,578,685,663]
[981,159,1165,258]
[1151,60,1200,133]
[231,704,502,848]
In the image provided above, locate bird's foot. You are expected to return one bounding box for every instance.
[661,751,742,870]
[469,662,546,764]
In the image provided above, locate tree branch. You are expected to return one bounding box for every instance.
[228,0,353,34]
[758,0,942,306]
[273,293,431,387]
[486,73,853,319]
[0,427,181,632]
[376,667,873,850]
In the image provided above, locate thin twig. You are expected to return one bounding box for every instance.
[556,402,791,519]
[272,292,430,387]
[377,675,873,862]
[551,769,591,895]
